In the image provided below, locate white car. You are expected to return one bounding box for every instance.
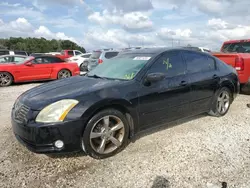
[66,53,92,68]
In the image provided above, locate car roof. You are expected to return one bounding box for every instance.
[0,54,27,58]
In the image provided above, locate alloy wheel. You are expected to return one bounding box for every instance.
[217,90,230,114]
[0,73,12,86]
[89,115,125,154]
[58,70,71,79]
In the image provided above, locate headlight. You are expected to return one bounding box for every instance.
[36,99,79,123]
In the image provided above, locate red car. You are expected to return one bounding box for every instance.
[0,55,80,87]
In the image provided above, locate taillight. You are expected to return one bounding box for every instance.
[98,59,103,64]
[235,57,244,71]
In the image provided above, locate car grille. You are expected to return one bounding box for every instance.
[13,101,30,124]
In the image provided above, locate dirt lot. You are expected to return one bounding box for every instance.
[0,83,250,188]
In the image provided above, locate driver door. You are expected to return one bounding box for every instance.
[16,57,53,81]
[138,50,191,129]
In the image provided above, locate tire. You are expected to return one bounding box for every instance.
[82,109,130,159]
[0,72,13,87]
[57,69,71,79]
[208,87,232,117]
[80,63,88,72]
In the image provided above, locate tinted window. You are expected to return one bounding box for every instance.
[68,51,74,56]
[75,51,82,55]
[147,51,186,77]
[14,51,27,56]
[48,57,64,63]
[0,51,9,56]
[33,57,50,64]
[182,51,215,73]
[105,52,119,59]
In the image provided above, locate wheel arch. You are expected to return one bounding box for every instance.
[81,99,137,139]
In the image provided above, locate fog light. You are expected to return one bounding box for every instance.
[54,140,64,149]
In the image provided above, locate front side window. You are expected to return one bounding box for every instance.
[88,53,153,80]
[14,56,26,62]
[147,51,186,78]
[182,51,215,73]
[32,57,50,64]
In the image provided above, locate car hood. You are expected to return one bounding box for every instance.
[19,76,122,110]
[0,63,16,66]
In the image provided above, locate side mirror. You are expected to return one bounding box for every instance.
[145,72,165,83]
[25,62,32,66]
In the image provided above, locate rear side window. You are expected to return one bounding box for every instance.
[105,52,119,59]
[90,51,102,59]
[182,51,215,74]
[147,51,186,77]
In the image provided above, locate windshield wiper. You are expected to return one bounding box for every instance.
[87,74,105,79]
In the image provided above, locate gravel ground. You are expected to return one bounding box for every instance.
[0,83,250,188]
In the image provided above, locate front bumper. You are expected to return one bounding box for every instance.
[12,116,84,154]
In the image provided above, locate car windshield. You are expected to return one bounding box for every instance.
[15,56,33,64]
[87,53,153,80]
[222,42,250,53]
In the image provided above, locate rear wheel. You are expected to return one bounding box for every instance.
[0,72,13,87]
[82,109,130,159]
[208,87,232,117]
[57,69,71,79]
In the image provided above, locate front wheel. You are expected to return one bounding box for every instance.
[82,109,130,159]
[208,87,232,117]
[57,69,71,79]
[0,72,13,87]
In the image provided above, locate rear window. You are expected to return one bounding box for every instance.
[105,52,119,59]
[221,42,250,53]
[90,51,102,59]
[68,51,74,56]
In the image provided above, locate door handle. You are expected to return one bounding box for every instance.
[179,81,187,86]
[213,74,219,79]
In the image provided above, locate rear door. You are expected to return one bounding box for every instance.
[138,50,191,128]
[182,51,219,114]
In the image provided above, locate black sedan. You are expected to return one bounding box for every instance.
[11,48,240,159]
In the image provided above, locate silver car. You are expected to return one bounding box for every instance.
[0,55,27,64]
[87,50,120,72]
